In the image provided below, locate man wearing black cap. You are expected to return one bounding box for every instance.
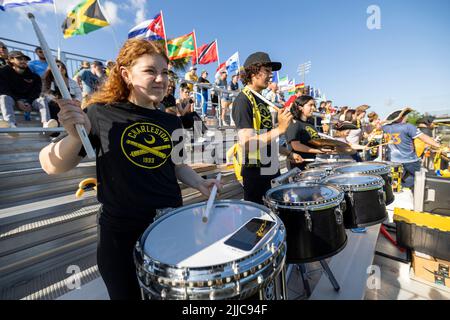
[231,52,300,204]
[0,41,8,68]
[28,46,48,77]
[0,51,54,129]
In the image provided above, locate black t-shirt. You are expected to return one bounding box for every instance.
[285,119,320,163]
[232,91,275,174]
[79,101,184,231]
[161,94,176,110]
[198,77,210,94]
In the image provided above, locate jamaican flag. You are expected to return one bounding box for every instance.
[62,0,109,39]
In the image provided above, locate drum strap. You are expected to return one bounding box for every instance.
[227,86,263,181]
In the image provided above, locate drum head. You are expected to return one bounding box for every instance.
[323,173,384,191]
[142,201,275,268]
[266,183,342,208]
[333,162,389,175]
[298,170,327,179]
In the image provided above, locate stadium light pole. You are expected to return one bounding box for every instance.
[297,61,311,84]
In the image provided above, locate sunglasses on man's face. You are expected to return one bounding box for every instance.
[14,57,28,61]
[0,46,7,49]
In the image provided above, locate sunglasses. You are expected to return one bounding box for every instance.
[0,46,6,49]
[14,56,28,61]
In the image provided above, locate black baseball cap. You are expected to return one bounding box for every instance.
[243,52,282,71]
[9,50,31,61]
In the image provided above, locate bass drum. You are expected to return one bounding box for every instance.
[323,173,387,228]
[135,200,287,300]
[265,183,347,264]
[333,162,394,205]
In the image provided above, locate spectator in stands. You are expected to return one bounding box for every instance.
[215,70,231,126]
[198,70,210,117]
[28,46,48,78]
[0,50,55,129]
[176,83,194,116]
[75,61,100,100]
[284,87,303,108]
[91,60,106,84]
[0,41,8,68]
[264,82,281,104]
[338,106,349,121]
[161,79,177,114]
[184,66,198,91]
[73,61,90,83]
[105,60,115,77]
[41,60,82,123]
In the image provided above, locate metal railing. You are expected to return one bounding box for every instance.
[0,37,106,78]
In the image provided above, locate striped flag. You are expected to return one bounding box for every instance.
[167,32,196,60]
[128,12,166,40]
[193,40,218,65]
[0,0,52,10]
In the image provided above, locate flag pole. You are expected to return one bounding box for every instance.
[192,29,198,67]
[52,0,62,60]
[236,51,241,76]
[96,0,120,52]
[160,10,169,57]
[27,13,95,159]
[215,39,221,68]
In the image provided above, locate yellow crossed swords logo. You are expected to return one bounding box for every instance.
[126,135,171,159]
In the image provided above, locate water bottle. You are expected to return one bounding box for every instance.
[24,111,31,121]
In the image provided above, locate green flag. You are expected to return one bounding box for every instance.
[62,0,109,39]
[167,32,196,60]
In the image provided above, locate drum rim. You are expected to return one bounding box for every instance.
[333,161,390,175]
[135,200,287,299]
[306,160,355,170]
[299,169,329,177]
[264,182,345,211]
[323,173,385,192]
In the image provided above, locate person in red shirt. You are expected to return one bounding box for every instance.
[284,87,303,108]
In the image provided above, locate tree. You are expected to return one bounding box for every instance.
[407,111,422,126]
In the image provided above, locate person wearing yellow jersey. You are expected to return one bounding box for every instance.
[184,66,198,91]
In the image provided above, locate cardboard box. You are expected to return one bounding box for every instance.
[412,251,450,289]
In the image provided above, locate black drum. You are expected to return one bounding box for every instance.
[323,173,388,228]
[332,162,394,205]
[294,169,328,183]
[265,183,347,264]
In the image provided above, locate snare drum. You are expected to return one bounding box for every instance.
[134,200,287,300]
[333,162,394,205]
[294,169,328,183]
[265,183,347,264]
[305,160,355,173]
[323,173,387,228]
[315,154,354,162]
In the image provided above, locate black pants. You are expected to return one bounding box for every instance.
[242,168,279,205]
[97,223,148,300]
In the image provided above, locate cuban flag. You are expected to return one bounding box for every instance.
[128,12,166,40]
[226,52,239,74]
[0,0,53,10]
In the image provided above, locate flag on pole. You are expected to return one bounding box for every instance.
[0,0,52,10]
[272,71,279,83]
[128,12,166,40]
[61,0,109,39]
[167,31,196,60]
[193,40,218,65]
[225,51,239,74]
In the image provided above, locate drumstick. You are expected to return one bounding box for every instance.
[202,173,222,223]
[246,87,283,111]
[28,13,96,160]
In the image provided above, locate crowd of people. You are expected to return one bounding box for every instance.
[0,37,446,300]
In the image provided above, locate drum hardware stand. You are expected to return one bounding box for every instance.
[286,260,340,299]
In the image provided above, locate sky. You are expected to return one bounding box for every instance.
[0,0,449,117]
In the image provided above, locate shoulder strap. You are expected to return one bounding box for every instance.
[241,86,261,133]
